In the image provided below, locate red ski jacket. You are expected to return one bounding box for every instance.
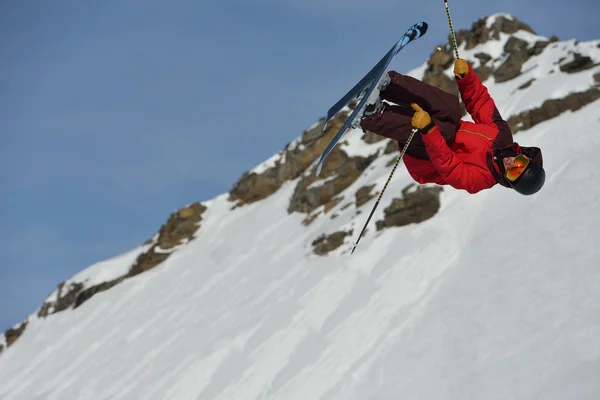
[403,64,513,194]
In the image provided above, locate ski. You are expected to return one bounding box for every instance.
[316,21,428,176]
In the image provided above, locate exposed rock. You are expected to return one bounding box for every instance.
[384,140,398,155]
[288,149,376,214]
[340,203,353,211]
[127,245,172,277]
[157,203,207,250]
[474,52,492,65]
[423,45,459,97]
[494,37,531,83]
[503,36,529,54]
[518,79,536,90]
[529,38,557,56]
[594,72,600,86]
[74,277,126,309]
[5,321,28,348]
[324,196,344,213]
[348,99,360,110]
[361,131,386,144]
[559,53,596,73]
[455,15,535,51]
[355,184,377,208]
[228,112,350,207]
[37,281,85,318]
[127,202,206,278]
[386,156,399,167]
[312,231,351,256]
[474,66,494,83]
[422,45,458,95]
[302,211,321,226]
[375,184,443,231]
[494,55,525,83]
[555,56,567,66]
[0,344,3,354]
[228,169,282,207]
[508,88,600,133]
[31,202,208,327]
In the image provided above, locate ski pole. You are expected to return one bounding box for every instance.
[351,128,418,254]
[444,0,460,59]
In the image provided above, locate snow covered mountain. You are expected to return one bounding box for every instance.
[2,13,600,400]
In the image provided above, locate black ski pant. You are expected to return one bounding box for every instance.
[360,71,462,159]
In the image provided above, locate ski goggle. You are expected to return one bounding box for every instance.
[505,155,530,181]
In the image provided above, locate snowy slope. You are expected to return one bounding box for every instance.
[1,15,600,400]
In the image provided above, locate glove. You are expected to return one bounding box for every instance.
[411,103,435,134]
[454,58,469,79]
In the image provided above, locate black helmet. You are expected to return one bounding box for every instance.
[510,161,546,195]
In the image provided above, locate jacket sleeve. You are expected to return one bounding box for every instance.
[420,125,497,194]
[457,64,502,126]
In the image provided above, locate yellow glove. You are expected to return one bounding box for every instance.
[411,103,435,134]
[454,58,469,79]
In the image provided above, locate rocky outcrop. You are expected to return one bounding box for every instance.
[3,321,28,350]
[75,202,208,309]
[518,79,536,90]
[74,277,126,309]
[422,15,557,88]
[361,131,386,144]
[3,202,210,353]
[494,37,531,83]
[384,140,398,155]
[559,53,597,73]
[355,184,377,208]
[37,281,85,318]
[493,36,559,83]
[302,212,321,226]
[423,45,458,96]
[474,52,492,65]
[157,203,207,249]
[455,15,535,51]
[376,184,443,231]
[288,149,377,214]
[312,231,351,256]
[228,111,351,207]
[508,88,600,133]
[418,14,594,134]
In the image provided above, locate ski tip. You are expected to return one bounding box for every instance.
[316,162,323,177]
[413,21,428,36]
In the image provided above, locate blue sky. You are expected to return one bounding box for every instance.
[1,0,598,332]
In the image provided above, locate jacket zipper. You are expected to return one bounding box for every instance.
[459,128,492,141]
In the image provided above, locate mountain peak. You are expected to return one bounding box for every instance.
[454,13,538,51]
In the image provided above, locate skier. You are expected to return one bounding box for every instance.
[359,58,546,195]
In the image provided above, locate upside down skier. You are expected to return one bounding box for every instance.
[359,58,546,195]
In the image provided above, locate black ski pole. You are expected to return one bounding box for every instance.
[351,128,418,254]
[444,0,460,58]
